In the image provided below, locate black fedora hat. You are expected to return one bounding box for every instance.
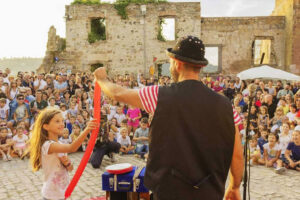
[166,36,208,66]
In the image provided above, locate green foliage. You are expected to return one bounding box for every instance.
[72,0,167,19]
[114,1,130,19]
[88,18,106,44]
[157,18,166,42]
[114,0,167,19]
[90,63,104,72]
[71,0,101,5]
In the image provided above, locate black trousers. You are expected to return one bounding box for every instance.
[89,141,121,168]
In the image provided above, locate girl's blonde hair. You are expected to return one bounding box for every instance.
[29,108,62,172]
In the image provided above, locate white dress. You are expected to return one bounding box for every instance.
[41,141,69,200]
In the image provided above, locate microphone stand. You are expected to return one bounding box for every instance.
[243,94,254,200]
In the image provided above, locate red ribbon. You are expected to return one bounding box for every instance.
[65,82,101,199]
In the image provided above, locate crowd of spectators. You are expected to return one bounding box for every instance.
[0,67,299,174]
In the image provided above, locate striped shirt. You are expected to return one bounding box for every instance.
[138,85,242,125]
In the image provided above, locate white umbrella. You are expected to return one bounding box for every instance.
[237,65,300,81]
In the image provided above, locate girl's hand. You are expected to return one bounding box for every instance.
[289,161,296,168]
[59,156,70,166]
[84,119,99,133]
[266,161,273,167]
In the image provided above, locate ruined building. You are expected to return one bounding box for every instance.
[38,0,300,76]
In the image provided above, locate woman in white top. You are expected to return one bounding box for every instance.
[7,81,18,100]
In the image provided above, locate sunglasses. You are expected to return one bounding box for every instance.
[0,124,7,127]
[18,98,24,100]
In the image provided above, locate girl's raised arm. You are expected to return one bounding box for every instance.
[48,119,98,154]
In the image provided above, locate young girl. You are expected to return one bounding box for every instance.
[126,105,141,134]
[70,123,87,151]
[117,127,135,155]
[12,126,28,158]
[257,106,269,129]
[28,108,97,200]
[248,137,261,165]
[114,106,126,127]
[59,128,72,145]
[270,107,285,133]
[276,123,292,174]
[258,133,281,168]
[248,106,258,129]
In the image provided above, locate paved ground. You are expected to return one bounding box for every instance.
[0,152,300,200]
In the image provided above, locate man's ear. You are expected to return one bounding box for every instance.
[174,60,182,72]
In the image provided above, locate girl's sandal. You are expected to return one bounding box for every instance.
[2,154,8,162]
[7,154,12,161]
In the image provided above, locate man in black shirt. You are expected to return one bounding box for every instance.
[261,94,277,119]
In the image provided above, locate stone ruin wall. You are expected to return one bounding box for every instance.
[271,0,300,74]
[38,2,299,76]
[64,3,201,75]
[201,16,286,74]
[292,0,300,74]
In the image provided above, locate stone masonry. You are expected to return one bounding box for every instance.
[37,1,300,75]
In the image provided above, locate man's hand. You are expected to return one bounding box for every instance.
[94,67,107,81]
[225,187,241,200]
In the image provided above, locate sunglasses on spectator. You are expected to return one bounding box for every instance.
[0,124,7,127]
[18,98,24,100]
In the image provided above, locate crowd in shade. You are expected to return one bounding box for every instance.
[0,67,300,174]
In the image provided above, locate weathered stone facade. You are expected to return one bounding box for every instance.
[38,1,300,75]
[271,0,300,74]
[201,16,286,74]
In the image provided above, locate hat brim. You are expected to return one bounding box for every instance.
[166,48,208,67]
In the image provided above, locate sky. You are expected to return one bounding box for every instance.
[0,0,275,59]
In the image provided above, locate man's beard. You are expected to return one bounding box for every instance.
[170,67,179,83]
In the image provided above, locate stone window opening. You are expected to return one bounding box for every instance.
[88,18,106,44]
[90,63,104,72]
[202,45,222,74]
[252,37,273,65]
[156,62,170,77]
[157,17,175,41]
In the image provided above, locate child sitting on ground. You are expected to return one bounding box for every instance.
[12,126,29,158]
[117,127,135,155]
[59,128,72,145]
[284,130,300,171]
[248,136,261,165]
[275,123,292,174]
[258,129,269,156]
[0,127,13,161]
[258,133,281,168]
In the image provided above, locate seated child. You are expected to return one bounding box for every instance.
[284,130,300,171]
[0,127,13,161]
[117,127,135,155]
[248,137,261,165]
[258,133,281,168]
[133,118,149,157]
[59,128,72,144]
[258,129,269,156]
[12,126,29,158]
[70,124,87,151]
